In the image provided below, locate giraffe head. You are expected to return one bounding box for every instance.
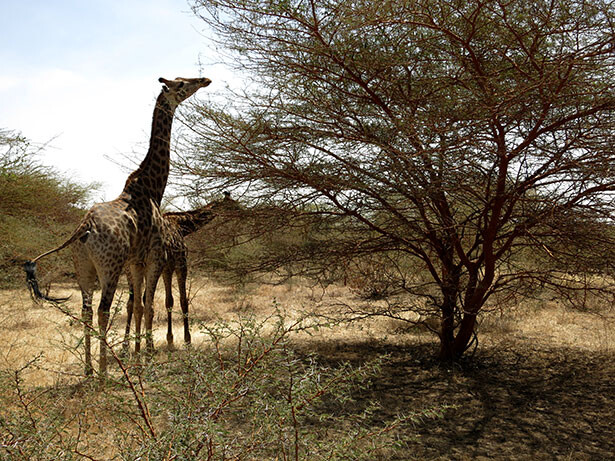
[194,192,241,221]
[158,76,212,108]
[215,191,241,212]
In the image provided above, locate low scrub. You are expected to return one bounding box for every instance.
[0,309,440,460]
[0,130,95,287]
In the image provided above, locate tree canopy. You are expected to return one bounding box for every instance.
[181,0,615,359]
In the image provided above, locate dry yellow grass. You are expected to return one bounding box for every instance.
[1,275,613,388]
[1,276,615,459]
[478,300,615,353]
[0,285,83,386]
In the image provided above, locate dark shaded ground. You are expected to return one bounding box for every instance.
[303,339,615,460]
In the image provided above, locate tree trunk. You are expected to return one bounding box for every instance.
[438,304,455,361]
[438,310,477,361]
[437,260,462,361]
[453,313,477,358]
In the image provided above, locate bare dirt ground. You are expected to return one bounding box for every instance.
[1,277,614,460]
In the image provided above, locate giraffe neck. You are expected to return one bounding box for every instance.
[122,92,175,205]
[184,206,218,235]
[166,204,220,237]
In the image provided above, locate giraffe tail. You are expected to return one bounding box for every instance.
[23,220,91,303]
[24,261,70,303]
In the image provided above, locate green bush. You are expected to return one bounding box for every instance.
[0,130,95,287]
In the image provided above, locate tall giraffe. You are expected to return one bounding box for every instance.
[25,76,212,376]
[123,192,239,350]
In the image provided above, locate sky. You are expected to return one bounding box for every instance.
[0,0,229,203]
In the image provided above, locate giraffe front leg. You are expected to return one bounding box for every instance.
[144,272,162,355]
[130,264,145,357]
[144,294,155,355]
[122,291,134,358]
[121,268,135,358]
[143,249,165,355]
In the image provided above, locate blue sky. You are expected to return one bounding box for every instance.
[0,0,227,202]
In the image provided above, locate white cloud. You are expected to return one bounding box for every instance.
[0,0,218,203]
[0,1,241,204]
[0,68,161,201]
[0,76,20,91]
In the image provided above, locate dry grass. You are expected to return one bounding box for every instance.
[1,276,614,459]
[478,300,615,353]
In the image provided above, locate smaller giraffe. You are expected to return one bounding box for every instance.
[122,192,239,351]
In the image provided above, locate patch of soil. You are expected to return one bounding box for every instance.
[301,339,615,460]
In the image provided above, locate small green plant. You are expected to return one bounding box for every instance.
[0,355,95,460]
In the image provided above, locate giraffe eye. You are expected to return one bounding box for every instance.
[178,82,185,89]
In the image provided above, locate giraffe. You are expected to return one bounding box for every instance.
[122,192,239,351]
[24,76,212,377]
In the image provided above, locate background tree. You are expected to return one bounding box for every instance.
[179,0,615,360]
[0,129,95,286]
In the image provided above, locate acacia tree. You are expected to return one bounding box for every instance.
[181,0,615,360]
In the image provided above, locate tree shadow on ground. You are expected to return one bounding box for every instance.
[299,339,615,461]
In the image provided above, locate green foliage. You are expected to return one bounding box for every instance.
[0,310,441,459]
[0,130,96,287]
[0,354,92,461]
[122,312,392,459]
[185,205,329,282]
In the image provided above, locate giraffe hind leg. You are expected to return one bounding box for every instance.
[162,267,174,347]
[176,263,191,345]
[72,245,98,377]
[81,290,94,376]
[97,277,120,378]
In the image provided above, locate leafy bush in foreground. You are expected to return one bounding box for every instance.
[0,310,443,460]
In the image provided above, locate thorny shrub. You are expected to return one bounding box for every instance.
[0,307,444,460]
